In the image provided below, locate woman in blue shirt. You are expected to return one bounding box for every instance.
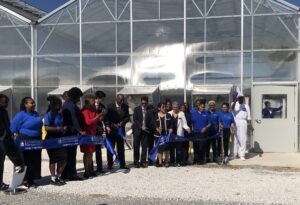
[10,97,43,188]
[219,103,235,163]
[191,102,211,165]
[44,96,67,186]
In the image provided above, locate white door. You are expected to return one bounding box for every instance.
[252,85,297,152]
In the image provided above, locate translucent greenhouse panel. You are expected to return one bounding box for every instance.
[186,19,204,53]
[206,17,241,51]
[82,0,116,22]
[205,53,241,84]
[243,52,252,91]
[160,0,184,19]
[37,57,80,86]
[117,0,130,20]
[132,20,184,53]
[82,56,117,86]
[186,53,205,88]
[0,26,31,55]
[253,0,297,15]
[206,0,241,16]
[41,1,79,24]
[132,0,159,20]
[131,53,184,90]
[253,51,297,82]
[12,87,31,117]
[117,55,131,86]
[0,10,28,26]
[244,16,252,50]
[117,22,130,53]
[82,23,116,53]
[186,0,205,17]
[37,24,79,54]
[0,58,30,86]
[253,15,298,49]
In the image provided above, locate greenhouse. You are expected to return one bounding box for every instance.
[0,0,299,152]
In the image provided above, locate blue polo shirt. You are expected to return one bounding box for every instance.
[44,111,64,127]
[219,111,235,129]
[191,110,210,133]
[10,111,43,137]
[207,110,220,133]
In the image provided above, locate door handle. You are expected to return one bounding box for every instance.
[255,119,261,124]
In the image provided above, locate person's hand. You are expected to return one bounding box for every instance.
[106,126,111,134]
[79,131,86,135]
[201,127,207,133]
[63,126,68,133]
[156,127,162,135]
[187,129,191,134]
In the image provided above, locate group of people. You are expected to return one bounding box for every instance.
[0,87,252,191]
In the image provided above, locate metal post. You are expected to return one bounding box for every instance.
[183,0,187,102]
[204,0,207,85]
[241,0,244,92]
[251,0,254,84]
[115,0,118,94]
[79,0,83,85]
[130,0,133,85]
[30,25,34,99]
[297,14,300,152]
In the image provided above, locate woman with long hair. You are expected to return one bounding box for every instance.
[10,97,43,188]
[154,103,173,167]
[81,94,103,179]
[44,96,67,186]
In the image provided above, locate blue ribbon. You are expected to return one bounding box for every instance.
[148,132,223,161]
[104,138,120,164]
[15,135,104,151]
[117,127,124,139]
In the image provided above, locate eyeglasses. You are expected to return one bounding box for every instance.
[141,102,148,105]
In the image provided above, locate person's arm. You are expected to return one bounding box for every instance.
[0,111,7,139]
[120,104,130,127]
[82,109,98,126]
[181,112,191,133]
[10,112,22,134]
[272,106,283,112]
[132,107,140,127]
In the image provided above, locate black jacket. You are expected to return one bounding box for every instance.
[0,108,10,141]
[62,100,84,135]
[106,102,130,130]
[132,106,155,137]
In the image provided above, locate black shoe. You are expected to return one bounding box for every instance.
[156,164,163,167]
[57,177,66,185]
[148,161,154,166]
[134,163,140,168]
[24,180,37,188]
[83,172,90,179]
[107,165,113,170]
[141,163,148,168]
[206,158,211,163]
[0,183,9,191]
[164,163,169,168]
[120,166,129,170]
[50,179,63,186]
[96,169,106,174]
[89,171,97,177]
[69,175,84,181]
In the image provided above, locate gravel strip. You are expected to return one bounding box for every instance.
[2,160,300,205]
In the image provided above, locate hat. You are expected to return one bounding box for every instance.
[208,100,216,106]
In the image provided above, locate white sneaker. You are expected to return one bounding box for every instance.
[240,157,246,161]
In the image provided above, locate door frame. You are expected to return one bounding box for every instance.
[251,81,298,152]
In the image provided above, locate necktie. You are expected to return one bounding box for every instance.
[142,108,146,127]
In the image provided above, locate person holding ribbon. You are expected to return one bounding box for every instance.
[0,94,24,191]
[132,96,154,168]
[191,101,211,165]
[44,96,67,186]
[105,94,130,170]
[10,97,43,188]
[61,87,85,181]
[219,102,235,163]
[81,94,103,179]
[206,100,221,163]
[154,103,173,167]
[169,102,191,166]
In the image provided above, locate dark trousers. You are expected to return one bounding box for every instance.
[23,150,41,182]
[169,143,175,164]
[148,134,155,164]
[133,131,148,164]
[95,145,103,171]
[107,131,125,168]
[62,146,77,178]
[193,132,207,164]
[174,141,187,165]
[223,128,231,157]
[0,138,24,184]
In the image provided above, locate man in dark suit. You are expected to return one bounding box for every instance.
[106,94,130,170]
[132,96,154,168]
[262,101,283,118]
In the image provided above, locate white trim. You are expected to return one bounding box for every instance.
[0,5,31,24]
[38,0,77,23]
[252,81,298,86]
